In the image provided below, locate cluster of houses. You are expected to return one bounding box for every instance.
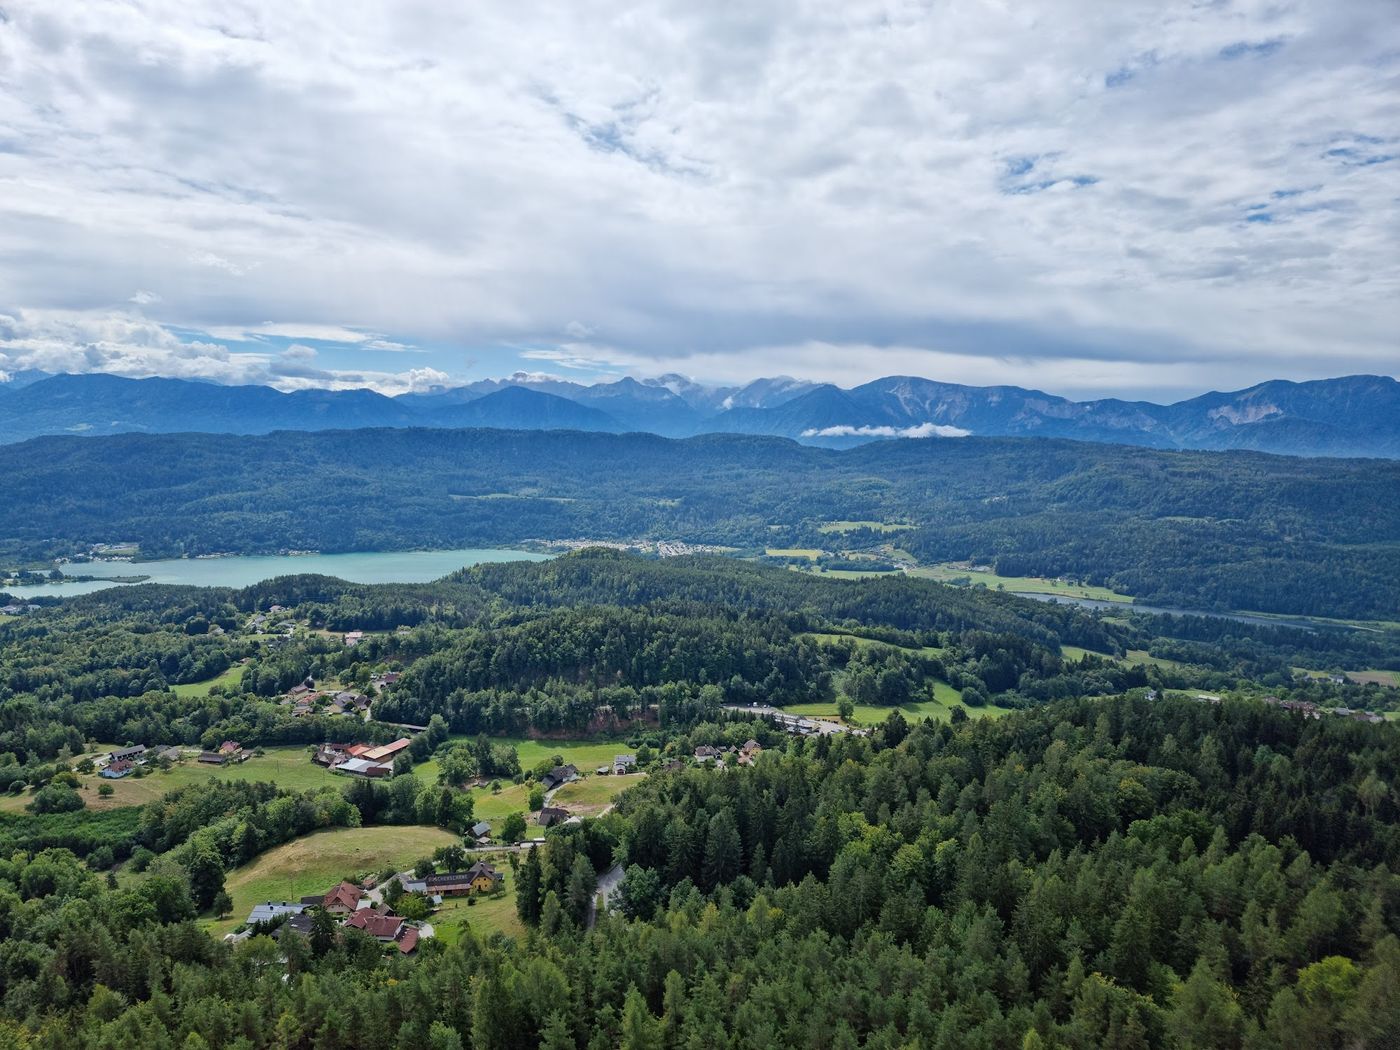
[0,603,27,616]
[281,678,372,718]
[1189,693,1388,723]
[242,865,506,955]
[691,739,763,770]
[98,743,185,778]
[246,608,298,637]
[313,738,413,777]
[198,739,251,765]
[101,741,249,777]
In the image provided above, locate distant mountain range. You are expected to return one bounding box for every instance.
[1,370,1397,457]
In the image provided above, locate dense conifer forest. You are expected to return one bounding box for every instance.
[2,428,1398,618]
[0,553,1395,1047]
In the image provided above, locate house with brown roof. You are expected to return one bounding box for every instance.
[321,881,363,915]
[361,738,411,763]
[395,926,420,954]
[344,910,405,940]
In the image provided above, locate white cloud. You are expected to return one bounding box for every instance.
[129,290,162,305]
[0,307,450,395]
[0,1,1393,396]
[802,423,971,439]
[187,251,255,277]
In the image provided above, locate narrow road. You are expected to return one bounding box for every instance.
[586,863,624,929]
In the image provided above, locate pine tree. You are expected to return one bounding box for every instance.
[620,988,660,1050]
[1167,957,1244,1049]
[539,1012,575,1050]
[702,809,741,889]
[516,845,542,924]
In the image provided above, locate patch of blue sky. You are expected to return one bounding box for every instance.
[1324,146,1395,167]
[1218,39,1284,60]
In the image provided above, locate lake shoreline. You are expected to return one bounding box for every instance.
[1,547,551,598]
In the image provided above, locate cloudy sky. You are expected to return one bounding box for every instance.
[0,1,1396,401]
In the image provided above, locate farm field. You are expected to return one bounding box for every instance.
[804,632,945,658]
[210,825,460,935]
[808,567,900,579]
[549,773,644,817]
[766,548,822,559]
[1062,646,1190,670]
[416,737,631,785]
[462,782,534,836]
[784,688,1011,727]
[431,883,525,943]
[1125,649,1190,670]
[169,664,245,698]
[817,521,914,534]
[44,747,338,814]
[909,563,1132,602]
[510,738,634,770]
[1347,669,1400,688]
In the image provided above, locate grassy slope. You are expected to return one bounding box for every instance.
[463,782,534,836]
[74,748,337,813]
[817,521,914,534]
[549,773,643,817]
[803,631,946,658]
[169,664,245,699]
[210,828,456,935]
[211,825,460,935]
[431,884,525,943]
[908,563,1132,602]
[784,688,1011,727]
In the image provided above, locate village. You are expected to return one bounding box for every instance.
[235,859,507,956]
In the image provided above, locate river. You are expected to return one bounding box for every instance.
[2,548,552,598]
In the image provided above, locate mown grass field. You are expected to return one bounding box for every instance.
[766,548,823,560]
[169,664,245,698]
[804,632,946,658]
[510,738,632,770]
[784,687,1011,727]
[463,782,534,836]
[210,825,460,934]
[909,563,1132,602]
[418,737,633,785]
[1347,669,1400,688]
[67,747,338,813]
[549,773,643,817]
[431,883,526,943]
[817,521,914,534]
[1062,646,1189,670]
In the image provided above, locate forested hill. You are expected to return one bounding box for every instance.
[2,427,1398,619]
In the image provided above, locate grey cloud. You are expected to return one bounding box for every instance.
[0,0,1394,395]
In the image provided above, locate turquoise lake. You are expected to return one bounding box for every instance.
[4,548,551,597]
